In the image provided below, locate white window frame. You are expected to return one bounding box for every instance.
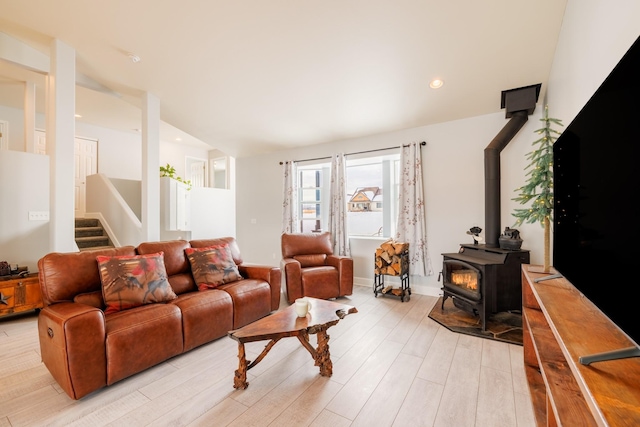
[296,162,330,233]
[294,152,399,237]
[345,152,400,238]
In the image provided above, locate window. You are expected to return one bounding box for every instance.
[294,152,399,237]
[346,153,400,237]
[297,163,330,233]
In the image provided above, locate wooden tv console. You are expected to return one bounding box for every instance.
[522,266,640,426]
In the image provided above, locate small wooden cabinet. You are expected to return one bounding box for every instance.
[0,273,43,318]
[522,266,640,426]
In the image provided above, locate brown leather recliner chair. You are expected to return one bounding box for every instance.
[281,232,353,304]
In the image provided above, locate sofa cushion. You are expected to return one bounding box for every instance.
[73,291,105,309]
[218,279,272,329]
[281,232,333,258]
[190,237,243,264]
[97,252,177,314]
[185,244,243,291]
[293,254,327,267]
[171,290,234,351]
[166,272,198,295]
[136,240,191,276]
[37,246,137,306]
[301,266,340,300]
[105,303,183,385]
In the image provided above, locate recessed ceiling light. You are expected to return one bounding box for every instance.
[429,79,444,89]
[74,114,82,118]
[175,137,182,142]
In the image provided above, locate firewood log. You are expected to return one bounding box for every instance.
[375,241,409,277]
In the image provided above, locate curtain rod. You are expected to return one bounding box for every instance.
[279,141,426,165]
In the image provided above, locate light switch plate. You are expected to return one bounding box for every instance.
[28,211,50,221]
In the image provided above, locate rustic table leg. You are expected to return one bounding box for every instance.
[315,329,333,377]
[233,342,249,389]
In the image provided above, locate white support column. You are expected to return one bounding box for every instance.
[46,39,76,252]
[142,92,160,242]
[24,81,36,153]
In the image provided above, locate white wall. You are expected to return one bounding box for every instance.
[546,0,640,125]
[186,155,236,241]
[83,125,143,180]
[109,178,142,220]
[545,0,640,263]
[0,104,212,182]
[0,104,225,270]
[160,140,211,181]
[236,110,545,296]
[2,0,638,278]
[189,187,236,240]
[0,105,25,151]
[0,150,50,272]
[235,0,640,297]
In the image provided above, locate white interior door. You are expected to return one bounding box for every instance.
[32,130,98,217]
[189,160,207,187]
[185,156,208,188]
[74,137,98,217]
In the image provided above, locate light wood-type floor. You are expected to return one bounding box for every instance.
[0,285,536,427]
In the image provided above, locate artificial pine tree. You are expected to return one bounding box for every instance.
[512,105,563,273]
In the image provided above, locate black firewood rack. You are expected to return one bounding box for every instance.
[373,250,411,302]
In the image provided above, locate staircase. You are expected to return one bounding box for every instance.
[75,218,114,251]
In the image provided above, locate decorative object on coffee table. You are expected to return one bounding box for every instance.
[228,297,357,389]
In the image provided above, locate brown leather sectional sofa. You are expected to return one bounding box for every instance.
[36,237,281,400]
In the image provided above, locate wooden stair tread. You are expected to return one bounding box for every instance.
[75,236,109,242]
[79,245,114,252]
[74,218,113,250]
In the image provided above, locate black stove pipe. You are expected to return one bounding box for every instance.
[484,110,529,247]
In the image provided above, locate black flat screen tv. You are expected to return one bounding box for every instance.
[553,36,640,364]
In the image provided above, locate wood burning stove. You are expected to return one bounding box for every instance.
[437,85,538,331]
[440,244,529,330]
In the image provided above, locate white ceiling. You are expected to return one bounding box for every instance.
[0,1,568,158]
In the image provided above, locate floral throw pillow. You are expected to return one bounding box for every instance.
[185,244,243,291]
[97,252,177,314]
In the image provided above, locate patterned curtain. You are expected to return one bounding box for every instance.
[395,142,432,276]
[282,161,298,233]
[329,153,350,256]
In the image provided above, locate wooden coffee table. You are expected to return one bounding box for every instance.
[227,297,357,389]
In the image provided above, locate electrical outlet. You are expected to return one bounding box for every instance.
[28,211,50,221]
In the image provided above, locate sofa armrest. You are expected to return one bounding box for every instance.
[281,258,303,304]
[38,303,107,400]
[327,255,354,297]
[238,264,282,311]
